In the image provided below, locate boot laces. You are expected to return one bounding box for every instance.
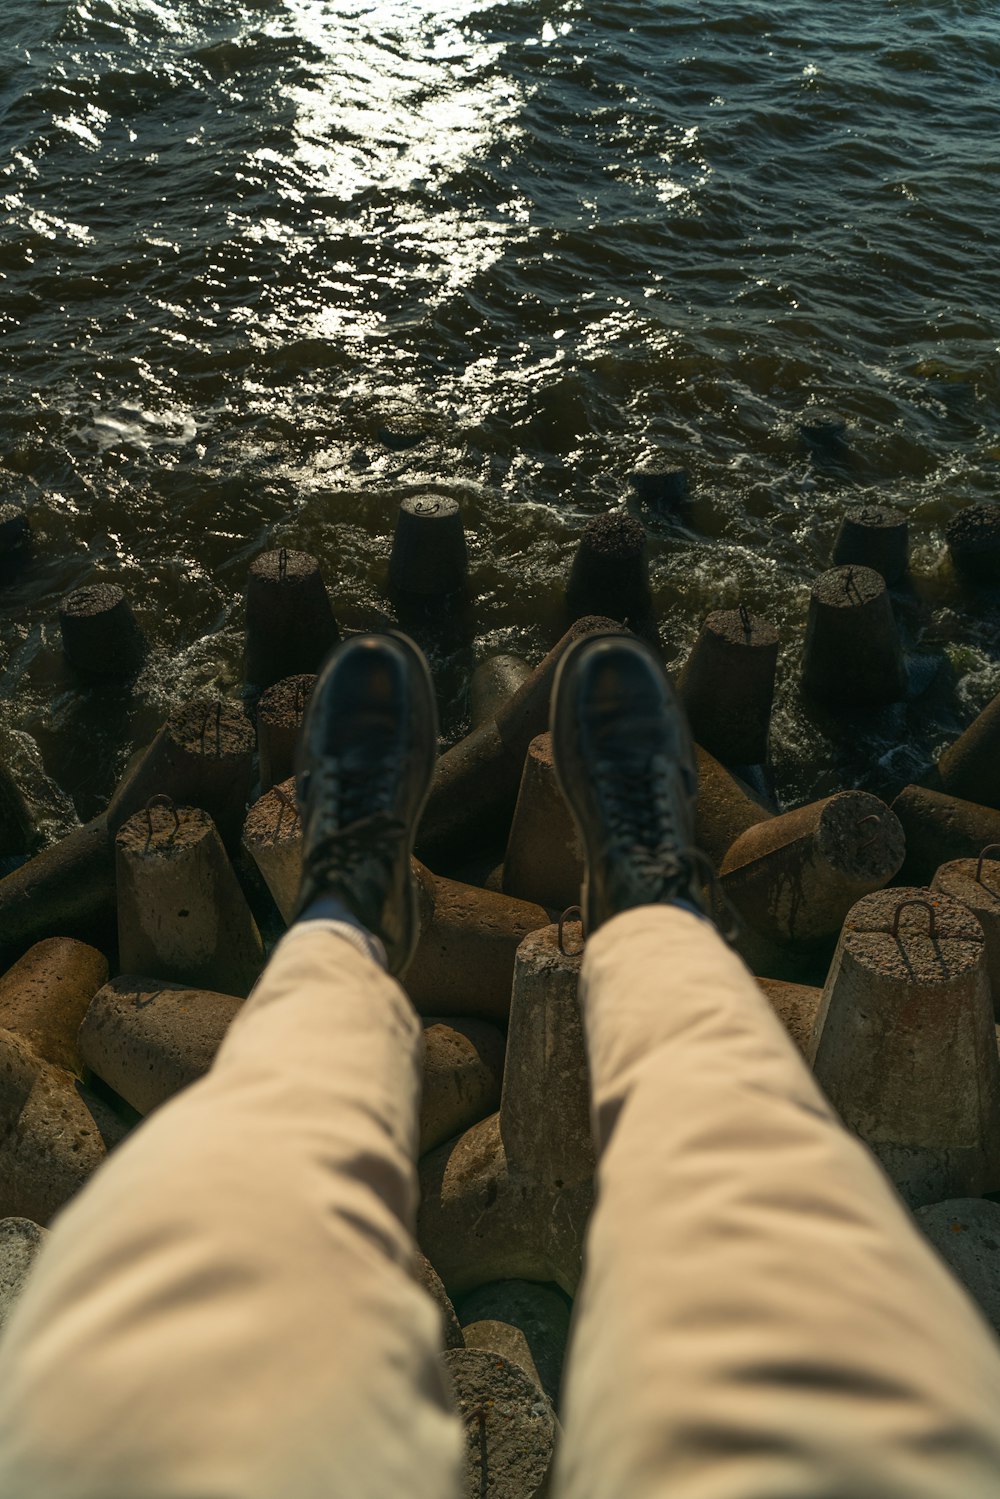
[597,753,741,942]
[305,756,407,888]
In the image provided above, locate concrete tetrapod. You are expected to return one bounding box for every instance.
[757,976,823,1058]
[116,803,264,997]
[932,853,1000,1017]
[418,922,594,1297]
[59,583,144,678]
[245,548,339,690]
[566,512,656,642]
[891,785,1000,886]
[469,654,532,731]
[413,1249,464,1350]
[420,1019,505,1156]
[719,791,905,947]
[389,495,468,597]
[936,689,1000,811]
[831,504,908,585]
[443,1348,556,1499]
[811,888,1000,1207]
[502,732,584,913]
[108,699,256,852]
[78,977,244,1115]
[947,505,1000,586]
[459,1280,571,1409]
[0,504,31,576]
[406,863,549,1023]
[0,816,116,970]
[0,1218,48,1334]
[693,744,774,868]
[242,776,301,923]
[417,616,624,866]
[801,565,906,706]
[677,608,779,768]
[0,938,108,1075]
[256,673,315,792]
[0,1028,108,1224]
[914,1199,1000,1337]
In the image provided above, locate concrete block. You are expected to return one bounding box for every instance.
[419,923,594,1296]
[0,938,108,1075]
[503,733,583,912]
[108,699,256,851]
[801,565,906,705]
[811,888,1000,1206]
[256,673,316,792]
[914,1198,1000,1336]
[937,690,1000,811]
[566,512,656,641]
[78,977,242,1115]
[417,617,624,865]
[677,608,779,767]
[59,582,144,678]
[389,496,468,597]
[116,803,264,996]
[459,1280,570,1409]
[947,504,1000,585]
[414,1249,464,1351]
[406,863,549,1023]
[0,1029,107,1224]
[470,655,532,730]
[0,1217,48,1334]
[0,816,115,970]
[242,777,301,924]
[420,1019,505,1156]
[932,853,1000,1016]
[831,503,908,584]
[757,976,823,1057]
[442,1348,556,1499]
[720,791,904,945]
[693,744,774,868]
[245,548,339,689]
[892,785,1000,886]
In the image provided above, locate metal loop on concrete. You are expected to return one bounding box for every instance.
[412,497,441,516]
[739,601,752,639]
[144,793,180,844]
[198,701,224,757]
[294,679,307,715]
[890,897,938,941]
[278,546,289,582]
[977,845,1000,885]
[856,813,882,852]
[558,905,585,957]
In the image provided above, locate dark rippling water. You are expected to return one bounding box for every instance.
[2,0,1000,839]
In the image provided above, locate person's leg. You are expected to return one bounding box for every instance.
[549,633,1000,1499]
[0,925,462,1499]
[0,633,463,1499]
[555,903,1000,1499]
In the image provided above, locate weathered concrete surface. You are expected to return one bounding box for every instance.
[0,1217,48,1334]
[892,785,1000,886]
[757,976,823,1057]
[78,977,243,1116]
[693,744,773,869]
[245,549,338,689]
[0,817,115,970]
[116,804,264,996]
[932,856,1000,1017]
[242,776,301,925]
[459,1280,571,1409]
[420,1019,505,1156]
[419,924,593,1297]
[0,1028,108,1224]
[720,791,904,946]
[442,1348,556,1499]
[832,504,908,585]
[811,888,1000,1207]
[414,1249,464,1351]
[503,733,584,913]
[470,655,532,730]
[677,609,778,768]
[801,565,906,705]
[108,699,256,851]
[406,863,548,1023]
[914,1198,1000,1336]
[937,690,1000,812]
[256,673,315,792]
[416,617,624,866]
[0,938,108,1075]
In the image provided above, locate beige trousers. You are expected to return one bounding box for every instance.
[2,907,1000,1498]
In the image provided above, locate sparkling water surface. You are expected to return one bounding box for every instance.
[2,0,999,836]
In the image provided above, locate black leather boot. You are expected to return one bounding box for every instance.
[550,633,711,935]
[295,632,437,975]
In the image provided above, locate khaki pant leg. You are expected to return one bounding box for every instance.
[0,925,464,1499]
[554,905,1000,1499]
